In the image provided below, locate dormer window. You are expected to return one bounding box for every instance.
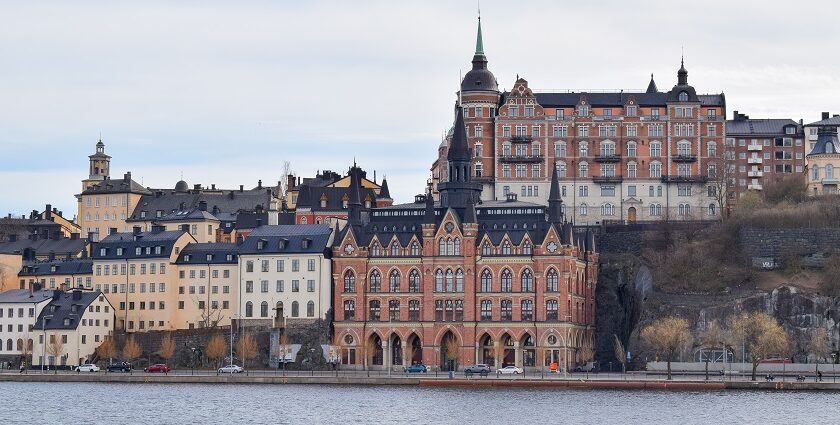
[135,247,142,256]
[145,247,151,255]
[100,248,107,256]
[226,254,233,261]
[278,239,287,249]
[257,239,266,250]
[155,246,162,255]
[63,318,71,326]
[50,266,57,273]
[116,247,123,256]
[302,239,310,249]
[184,254,191,262]
[679,91,688,102]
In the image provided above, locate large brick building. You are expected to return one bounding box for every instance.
[433,19,726,224]
[332,108,598,372]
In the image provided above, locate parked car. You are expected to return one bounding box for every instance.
[464,364,491,376]
[404,364,428,373]
[107,362,132,373]
[144,364,171,373]
[496,365,523,375]
[218,364,244,373]
[574,362,597,373]
[75,364,100,372]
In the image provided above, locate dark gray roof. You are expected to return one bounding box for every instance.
[93,230,189,260]
[0,237,87,258]
[154,209,219,222]
[0,289,54,304]
[515,91,725,108]
[128,187,274,222]
[175,243,239,265]
[809,127,840,155]
[807,116,840,127]
[726,118,802,136]
[295,185,377,212]
[19,259,93,277]
[38,290,107,330]
[81,173,151,196]
[240,225,332,255]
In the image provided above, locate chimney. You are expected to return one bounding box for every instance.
[151,225,165,233]
[194,184,201,190]
[59,281,68,293]
[287,174,296,191]
[52,289,61,300]
[211,184,216,190]
[156,190,163,198]
[132,226,142,236]
[258,179,263,189]
[239,185,244,192]
[733,110,739,120]
[45,204,52,220]
[212,205,220,215]
[822,112,830,120]
[72,289,82,300]
[48,252,55,261]
[124,172,131,183]
[28,282,34,298]
[256,218,263,227]
[198,200,207,211]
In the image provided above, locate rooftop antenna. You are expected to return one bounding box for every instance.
[458,69,462,106]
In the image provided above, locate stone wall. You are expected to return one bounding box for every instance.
[740,227,840,269]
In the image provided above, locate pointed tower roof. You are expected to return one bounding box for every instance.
[461,16,498,93]
[677,56,688,86]
[547,165,563,223]
[347,164,363,225]
[646,73,658,93]
[463,196,477,224]
[447,107,470,162]
[423,184,436,224]
[475,17,484,56]
[378,177,391,199]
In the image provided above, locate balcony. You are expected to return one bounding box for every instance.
[473,176,494,183]
[499,155,544,163]
[509,135,533,144]
[592,175,624,183]
[661,175,708,183]
[747,144,763,151]
[748,184,763,190]
[640,115,665,122]
[747,171,763,178]
[593,154,622,163]
[672,154,697,162]
[822,178,839,185]
[747,157,763,164]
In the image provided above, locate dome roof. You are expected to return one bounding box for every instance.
[460,18,498,93]
[174,180,189,192]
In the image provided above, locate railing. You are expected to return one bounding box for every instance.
[593,154,622,163]
[747,157,762,164]
[499,155,544,163]
[747,171,763,178]
[661,175,709,183]
[592,175,624,183]
[510,136,533,143]
[747,144,762,151]
[747,184,763,190]
[672,154,697,162]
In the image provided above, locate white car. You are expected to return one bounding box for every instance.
[496,366,523,375]
[75,364,100,372]
[218,364,244,373]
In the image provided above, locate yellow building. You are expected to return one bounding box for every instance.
[17,259,93,292]
[806,127,840,196]
[91,228,195,332]
[173,243,239,330]
[152,207,221,244]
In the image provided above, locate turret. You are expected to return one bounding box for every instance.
[547,165,563,224]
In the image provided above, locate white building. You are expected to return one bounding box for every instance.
[238,225,334,327]
[32,289,114,368]
[0,289,52,367]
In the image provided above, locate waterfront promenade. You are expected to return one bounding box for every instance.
[3,369,839,391]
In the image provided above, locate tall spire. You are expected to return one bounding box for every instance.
[547,165,563,223]
[347,164,363,225]
[646,73,658,93]
[678,55,688,86]
[424,182,436,224]
[475,15,484,56]
[447,107,470,163]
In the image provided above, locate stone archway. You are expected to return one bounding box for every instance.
[628,207,637,223]
[500,333,515,367]
[408,333,423,365]
[521,333,536,367]
[440,331,459,371]
[368,334,383,368]
[479,333,495,367]
[391,334,403,366]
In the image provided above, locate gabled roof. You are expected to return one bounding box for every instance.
[0,237,87,257]
[807,116,840,127]
[93,230,190,260]
[128,187,273,222]
[19,259,93,277]
[38,290,107,330]
[81,174,151,196]
[295,185,377,212]
[175,243,239,265]
[239,224,332,255]
[0,289,54,304]
[726,118,801,136]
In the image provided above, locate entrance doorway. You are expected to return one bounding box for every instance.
[628,207,637,223]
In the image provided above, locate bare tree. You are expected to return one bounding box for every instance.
[206,334,227,368]
[122,336,143,366]
[708,151,738,220]
[739,312,789,381]
[192,297,226,328]
[280,160,294,199]
[701,320,725,379]
[235,333,258,369]
[158,334,176,365]
[613,334,626,373]
[96,338,117,365]
[46,335,65,372]
[19,335,32,368]
[443,338,460,372]
[725,313,750,364]
[809,328,830,379]
[641,316,692,380]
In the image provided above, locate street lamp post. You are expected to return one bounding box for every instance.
[40,314,54,373]
[229,314,239,367]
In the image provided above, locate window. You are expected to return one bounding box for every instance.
[292,260,300,272]
[524,105,534,117]
[521,300,534,321]
[601,203,615,216]
[628,162,637,178]
[389,269,400,292]
[435,269,443,292]
[650,142,661,157]
[579,162,589,177]
[480,300,492,321]
[474,143,483,157]
[369,270,381,292]
[408,300,420,321]
[546,269,558,292]
[679,91,688,102]
[344,271,356,292]
[708,203,717,216]
[502,241,511,255]
[408,269,421,292]
[601,185,615,197]
[455,269,464,292]
[245,261,253,273]
[292,280,300,292]
[650,161,662,178]
[261,280,269,293]
[291,301,300,317]
[521,270,533,292]
[245,302,253,318]
[306,301,315,318]
[546,300,558,321]
[580,203,588,216]
[509,106,518,117]
[390,243,400,257]
[260,301,269,318]
[368,300,380,321]
[501,269,513,292]
[579,185,589,197]
[343,300,355,320]
[245,281,253,293]
[501,300,513,321]
[678,203,691,216]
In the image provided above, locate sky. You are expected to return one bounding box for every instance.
[1,0,838,218]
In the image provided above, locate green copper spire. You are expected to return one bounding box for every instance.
[475,17,484,56]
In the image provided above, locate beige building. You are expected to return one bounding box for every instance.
[0,289,51,366]
[91,228,194,332]
[806,126,840,196]
[238,225,334,327]
[173,243,239,330]
[18,259,93,292]
[32,289,114,367]
[152,207,221,244]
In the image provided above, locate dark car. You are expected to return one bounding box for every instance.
[107,362,132,373]
[464,364,491,376]
[404,364,428,373]
[144,364,171,373]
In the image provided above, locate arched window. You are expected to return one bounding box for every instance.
[600,141,616,156]
[408,269,421,292]
[438,238,445,255]
[388,300,400,320]
[410,242,420,256]
[343,300,355,320]
[368,300,380,321]
[522,241,532,255]
[579,161,589,177]
[454,238,461,256]
[455,269,464,292]
[812,166,820,181]
[521,300,534,321]
[480,269,492,292]
[482,243,491,256]
[435,269,443,292]
[649,203,660,216]
[408,300,420,321]
[474,162,483,177]
[307,301,315,318]
[500,300,513,321]
[601,203,615,216]
[291,301,300,317]
[546,269,558,292]
[391,243,400,257]
[343,271,356,293]
[546,300,559,321]
[369,270,381,292]
[445,269,454,292]
[501,270,513,292]
[371,243,381,257]
[245,301,253,318]
[389,269,400,292]
[827,164,835,179]
[502,241,511,255]
[827,142,836,154]
[679,203,691,216]
[708,203,716,216]
[521,269,534,292]
[260,301,269,318]
[16,339,23,351]
[679,91,688,102]
[580,203,588,216]
[446,238,454,256]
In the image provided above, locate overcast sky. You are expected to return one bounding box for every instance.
[1,0,838,218]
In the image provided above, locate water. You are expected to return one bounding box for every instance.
[4,382,839,424]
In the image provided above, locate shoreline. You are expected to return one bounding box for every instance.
[3,373,839,391]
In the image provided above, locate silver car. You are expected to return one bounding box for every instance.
[75,364,100,372]
[218,364,244,373]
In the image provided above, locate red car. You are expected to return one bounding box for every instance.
[144,364,171,373]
